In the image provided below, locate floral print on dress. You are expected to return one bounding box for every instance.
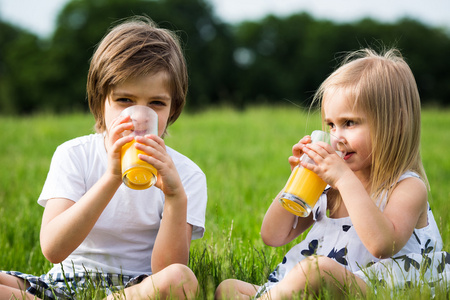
[268,267,280,283]
[314,207,321,220]
[301,240,319,257]
[437,252,450,273]
[327,247,348,266]
[393,255,421,272]
[342,225,351,232]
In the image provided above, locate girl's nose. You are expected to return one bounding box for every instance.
[331,131,347,155]
[335,139,347,156]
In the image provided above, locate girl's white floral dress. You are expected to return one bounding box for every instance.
[257,171,450,296]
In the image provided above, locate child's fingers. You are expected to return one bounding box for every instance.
[134,135,165,154]
[305,141,334,157]
[111,115,132,128]
[292,135,312,157]
[288,156,300,170]
[113,135,134,152]
[134,135,168,167]
[144,134,166,149]
[109,116,133,138]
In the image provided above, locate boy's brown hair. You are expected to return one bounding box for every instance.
[87,16,188,133]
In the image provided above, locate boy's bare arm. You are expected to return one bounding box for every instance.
[40,172,122,263]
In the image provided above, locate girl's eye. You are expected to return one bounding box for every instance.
[345,120,355,127]
[327,122,335,129]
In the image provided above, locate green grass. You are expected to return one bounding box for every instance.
[1,106,450,299]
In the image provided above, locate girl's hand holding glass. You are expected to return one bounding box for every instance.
[288,135,312,170]
[280,130,346,217]
[301,137,350,189]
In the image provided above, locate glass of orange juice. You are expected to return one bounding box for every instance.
[120,105,158,190]
[279,130,345,217]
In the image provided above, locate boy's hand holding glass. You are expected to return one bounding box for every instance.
[280,130,347,217]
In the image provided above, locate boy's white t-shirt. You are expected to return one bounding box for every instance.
[38,133,207,277]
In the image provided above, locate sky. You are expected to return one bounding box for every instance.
[0,0,449,37]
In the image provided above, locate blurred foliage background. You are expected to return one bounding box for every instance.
[1,0,450,115]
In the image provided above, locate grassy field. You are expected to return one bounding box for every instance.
[1,106,450,299]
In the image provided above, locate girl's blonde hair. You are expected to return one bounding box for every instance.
[87,16,188,133]
[313,48,427,211]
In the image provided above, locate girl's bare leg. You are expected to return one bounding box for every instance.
[215,279,260,299]
[0,273,38,300]
[106,264,198,299]
[260,255,367,299]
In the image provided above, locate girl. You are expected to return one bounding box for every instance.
[0,16,207,299]
[215,48,450,299]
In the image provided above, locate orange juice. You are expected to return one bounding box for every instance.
[121,140,157,190]
[280,166,327,217]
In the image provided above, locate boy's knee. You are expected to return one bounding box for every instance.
[214,279,234,298]
[167,263,198,286]
[142,264,198,298]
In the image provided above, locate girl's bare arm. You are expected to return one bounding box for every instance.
[261,135,315,247]
[336,173,427,258]
[261,193,314,247]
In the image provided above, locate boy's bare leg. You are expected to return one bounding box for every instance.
[0,273,38,300]
[106,264,198,299]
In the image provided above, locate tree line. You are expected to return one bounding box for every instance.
[1,0,449,115]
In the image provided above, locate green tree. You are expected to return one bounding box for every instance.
[2,4,450,114]
[0,21,48,114]
[233,13,450,107]
[42,0,236,112]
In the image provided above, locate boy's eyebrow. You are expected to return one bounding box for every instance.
[111,90,133,97]
[111,90,171,100]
